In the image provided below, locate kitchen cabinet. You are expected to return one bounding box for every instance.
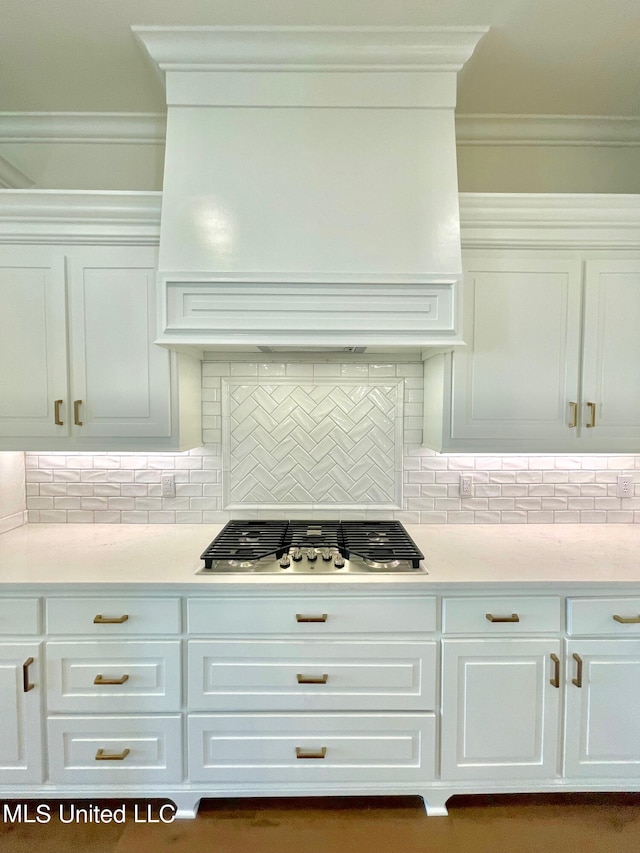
[185,591,440,815]
[44,594,184,789]
[4,578,640,818]
[0,243,201,450]
[0,189,202,451]
[0,643,43,784]
[440,595,563,781]
[0,597,43,784]
[564,596,640,778]
[424,255,640,452]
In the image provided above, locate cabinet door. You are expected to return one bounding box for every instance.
[66,246,170,438]
[0,643,43,783]
[580,260,640,449]
[0,247,69,437]
[441,638,562,781]
[565,639,640,778]
[451,258,582,444]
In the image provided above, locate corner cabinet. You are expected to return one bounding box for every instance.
[0,192,201,451]
[423,195,640,453]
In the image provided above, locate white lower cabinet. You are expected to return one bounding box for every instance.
[0,642,43,784]
[188,713,436,785]
[4,587,640,818]
[441,638,562,781]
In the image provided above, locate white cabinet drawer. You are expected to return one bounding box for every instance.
[188,595,436,636]
[46,597,181,635]
[188,640,437,711]
[47,715,182,784]
[46,641,181,712]
[568,598,640,636]
[188,713,436,784]
[0,599,40,635]
[442,596,561,634]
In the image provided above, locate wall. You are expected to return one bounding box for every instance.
[24,359,640,525]
[0,451,26,533]
[4,137,640,195]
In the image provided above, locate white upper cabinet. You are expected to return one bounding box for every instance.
[450,257,583,444]
[580,260,640,447]
[0,192,202,451]
[424,195,640,453]
[0,248,68,438]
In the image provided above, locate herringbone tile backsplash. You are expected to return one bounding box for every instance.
[24,358,640,524]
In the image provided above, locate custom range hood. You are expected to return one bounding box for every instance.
[133,26,487,353]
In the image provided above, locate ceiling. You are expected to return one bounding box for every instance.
[1,0,639,118]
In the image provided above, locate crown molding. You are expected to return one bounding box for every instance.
[456,114,640,147]
[0,190,161,244]
[460,193,640,250]
[0,112,166,144]
[132,25,489,73]
[0,152,34,188]
[1,111,638,149]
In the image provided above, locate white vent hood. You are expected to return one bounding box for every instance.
[133,26,488,354]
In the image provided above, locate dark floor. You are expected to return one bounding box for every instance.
[2,794,640,853]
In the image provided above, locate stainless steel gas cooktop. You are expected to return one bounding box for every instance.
[197,520,426,575]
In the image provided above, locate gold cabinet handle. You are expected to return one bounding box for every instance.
[586,401,596,428]
[74,399,83,426]
[94,674,130,685]
[93,614,129,624]
[550,653,560,688]
[572,653,583,688]
[613,614,640,624]
[296,614,328,623]
[297,673,329,685]
[568,401,578,428]
[54,399,64,426]
[295,747,327,760]
[485,613,520,623]
[22,657,35,693]
[95,748,130,761]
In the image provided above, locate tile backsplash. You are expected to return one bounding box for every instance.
[25,358,640,524]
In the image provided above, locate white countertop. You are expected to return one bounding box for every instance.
[0,523,639,590]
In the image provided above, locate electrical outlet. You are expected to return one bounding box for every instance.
[161,474,176,498]
[617,475,633,498]
[460,475,473,496]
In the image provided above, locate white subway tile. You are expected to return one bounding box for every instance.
[121,511,149,524]
[67,511,94,523]
[230,362,258,376]
[149,512,177,524]
[202,362,230,376]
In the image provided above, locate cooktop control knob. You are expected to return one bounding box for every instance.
[321,548,332,562]
[306,548,318,562]
[279,555,291,568]
[292,548,303,562]
[334,554,345,568]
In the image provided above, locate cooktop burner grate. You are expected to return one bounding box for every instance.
[285,521,342,550]
[340,521,424,568]
[200,520,289,568]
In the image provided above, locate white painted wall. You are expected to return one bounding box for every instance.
[0,451,26,533]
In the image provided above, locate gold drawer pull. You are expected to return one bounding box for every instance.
[93,614,129,624]
[297,673,329,685]
[296,614,328,623]
[95,748,130,761]
[568,401,577,428]
[54,399,64,426]
[23,657,35,693]
[586,401,596,428]
[74,399,83,426]
[550,653,560,688]
[613,614,640,624]
[572,653,583,688]
[94,674,130,685]
[486,613,520,623]
[295,747,327,760]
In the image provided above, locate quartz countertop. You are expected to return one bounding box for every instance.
[0,523,639,590]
